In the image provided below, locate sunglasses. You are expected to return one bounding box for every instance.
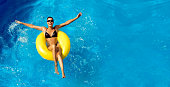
[47,20,54,22]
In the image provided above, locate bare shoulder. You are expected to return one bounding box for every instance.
[54,25,60,30]
[41,26,47,32]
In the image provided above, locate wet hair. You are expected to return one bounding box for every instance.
[47,17,54,21]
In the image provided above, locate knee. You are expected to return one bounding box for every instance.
[51,44,56,47]
[50,45,56,52]
[57,48,62,55]
[51,45,56,49]
[57,54,62,59]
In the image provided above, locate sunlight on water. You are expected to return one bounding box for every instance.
[9,22,18,32]
[18,37,28,43]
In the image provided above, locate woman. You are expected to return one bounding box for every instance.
[15,12,82,78]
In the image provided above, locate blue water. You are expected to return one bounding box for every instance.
[1,0,170,86]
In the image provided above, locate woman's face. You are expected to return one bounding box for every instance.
[47,18,54,27]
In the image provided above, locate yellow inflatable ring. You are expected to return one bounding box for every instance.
[36,31,70,61]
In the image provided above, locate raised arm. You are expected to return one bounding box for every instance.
[15,20,45,31]
[57,12,82,28]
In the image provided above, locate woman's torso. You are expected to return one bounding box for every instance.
[43,27,58,46]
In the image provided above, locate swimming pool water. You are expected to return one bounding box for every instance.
[1,0,170,87]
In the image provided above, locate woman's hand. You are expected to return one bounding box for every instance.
[77,12,82,18]
[15,20,22,24]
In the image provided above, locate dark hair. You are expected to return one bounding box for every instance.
[47,17,54,20]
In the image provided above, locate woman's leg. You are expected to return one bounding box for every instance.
[56,44,65,78]
[57,54,65,78]
[49,45,59,74]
